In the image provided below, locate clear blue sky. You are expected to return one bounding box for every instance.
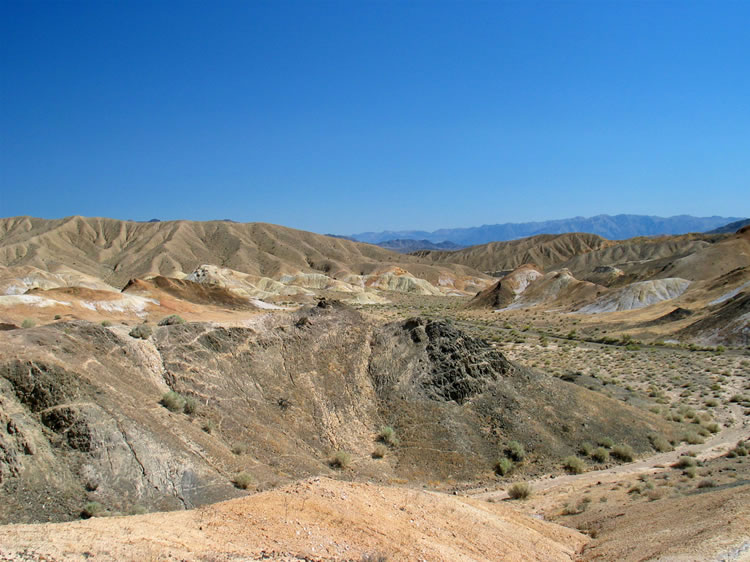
[1,0,748,234]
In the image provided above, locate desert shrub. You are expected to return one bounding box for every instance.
[378,426,399,447]
[648,434,673,453]
[232,471,254,490]
[597,437,614,449]
[160,391,186,412]
[231,443,248,455]
[683,432,705,445]
[697,479,716,489]
[508,482,532,500]
[81,501,104,518]
[611,444,635,462]
[21,318,36,329]
[506,441,526,462]
[372,445,388,459]
[183,396,199,415]
[563,456,585,474]
[202,420,216,434]
[330,451,351,469]
[54,314,62,320]
[129,324,152,339]
[101,320,112,327]
[704,422,720,434]
[579,442,594,456]
[684,466,697,478]
[591,447,610,463]
[673,456,697,469]
[495,457,513,476]
[158,314,185,326]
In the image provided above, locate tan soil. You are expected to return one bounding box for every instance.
[0,477,586,561]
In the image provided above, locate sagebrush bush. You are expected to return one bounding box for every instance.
[21,318,36,329]
[158,314,185,326]
[673,456,697,469]
[506,441,526,462]
[330,451,351,469]
[648,433,673,453]
[378,425,399,447]
[495,457,513,476]
[591,447,610,463]
[372,445,388,459]
[597,437,614,449]
[579,442,594,456]
[160,391,186,412]
[129,324,153,339]
[563,456,585,474]
[183,396,199,415]
[233,471,254,490]
[611,444,634,462]
[508,482,532,500]
[82,501,104,518]
[100,320,112,327]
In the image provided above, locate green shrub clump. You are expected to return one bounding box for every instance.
[378,425,399,447]
[158,314,186,326]
[81,501,104,518]
[495,457,513,476]
[508,482,532,500]
[506,441,526,462]
[591,447,610,463]
[160,391,186,412]
[597,437,614,449]
[21,318,36,329]
[611,444,635,462]
[232,471,254,490]
[563,456,585,474]
[129,324,153,339]
[329,451,351,469]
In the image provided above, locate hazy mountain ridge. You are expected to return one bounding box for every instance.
[349,214,743,245]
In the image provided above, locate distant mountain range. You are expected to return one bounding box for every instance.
[706,218,750,234]
[348,214,746,246]
[375,239,464,253]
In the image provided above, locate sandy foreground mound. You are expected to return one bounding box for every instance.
[0,477,586,561]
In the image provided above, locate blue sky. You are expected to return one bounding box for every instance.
[1,0,748,234]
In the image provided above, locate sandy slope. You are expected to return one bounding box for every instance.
[0,477,586,561]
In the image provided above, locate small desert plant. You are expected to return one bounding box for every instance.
[378,425,399,447]
[495,457,513,476]
[697,478,716,489]
[183,396,199,415]
[597,437,614,449]
[683,432,705,445]
[648,433,673,453]
[160,391,186,412]
[329,451,351,469]
[231,443,248,455]
[506,441,526,462]
[54,314,62,320]
[579,442,594,456]
[101,320,112,327]
[372,445,388,459]
[129,324,153,339]
[21,318,36,329]
[232,471,254,490]
[611,444,635,462]
[158,314,185,326]
[704,422,720,434]
[673,456,697,469]
[507,482,532,500]
[591,447,610,463]
[563,456,585,474]
[202,420,217,434]
[81,501,104,518]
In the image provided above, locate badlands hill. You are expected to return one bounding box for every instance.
[0,216,490,299]
[0,303,676,525]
